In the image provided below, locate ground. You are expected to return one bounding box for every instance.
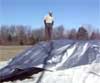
[0,46,32,61]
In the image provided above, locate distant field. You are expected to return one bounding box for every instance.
[0,46,32,61]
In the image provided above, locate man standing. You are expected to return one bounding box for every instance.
[44,11,54,40]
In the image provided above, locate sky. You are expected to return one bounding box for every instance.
[0,0,100,29]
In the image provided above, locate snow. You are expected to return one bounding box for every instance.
[0,60,11,69]
[0,40,100,83]
[49,44,77,70]
[0,61,100,83]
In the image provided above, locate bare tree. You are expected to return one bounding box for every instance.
[32,28,44,41]
[52,25,64,39]
[68,28,77,40]
[77,26,89,40]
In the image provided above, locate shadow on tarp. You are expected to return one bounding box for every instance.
[36,41,54,83]
[0,41,54,83]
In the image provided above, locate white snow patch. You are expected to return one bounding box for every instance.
[1,61,100,83]
[52,44,77,70]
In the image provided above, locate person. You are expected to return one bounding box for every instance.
[44,11,54,40]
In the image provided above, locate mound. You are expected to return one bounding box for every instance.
[0,39,100,82]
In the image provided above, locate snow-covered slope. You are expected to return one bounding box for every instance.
[0,61,100,83]
[0,39,100,82]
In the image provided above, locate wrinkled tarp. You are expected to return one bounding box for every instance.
[0,39,100,82]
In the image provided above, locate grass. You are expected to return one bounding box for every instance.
[0,46,32,61]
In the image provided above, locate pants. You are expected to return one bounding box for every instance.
[45,23,53,40]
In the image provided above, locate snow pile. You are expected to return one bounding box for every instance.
[0,61,8,69]
[0,61,100,83]
[0,40,100,82]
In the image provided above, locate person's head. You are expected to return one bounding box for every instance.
[48,11,52,16]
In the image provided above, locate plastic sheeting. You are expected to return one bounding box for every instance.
[0,39,100,82]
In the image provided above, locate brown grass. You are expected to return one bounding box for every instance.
[0,46,32,61]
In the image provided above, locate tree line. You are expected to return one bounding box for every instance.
[0,25,100,45]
